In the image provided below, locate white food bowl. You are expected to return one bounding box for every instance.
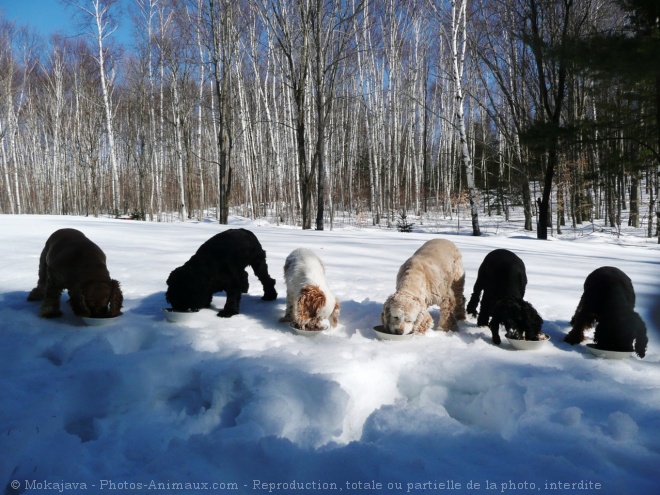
[373,325,415,341]
[506,333,550,350]
[290,322,327,336]
[81,315,121,327]
[162,308,199,323]
[586,343,632,359]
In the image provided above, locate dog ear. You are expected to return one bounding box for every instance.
[167,266,210,311]
[108,279,123,317]
[381,295,393,327]
[524,302,543,331]
[297,285,326,326]
[69,288,90,317]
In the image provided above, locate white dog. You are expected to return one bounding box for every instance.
[381,239,465,335]
[281,248,340,330]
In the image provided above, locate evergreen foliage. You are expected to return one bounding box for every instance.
[396,212,415,233]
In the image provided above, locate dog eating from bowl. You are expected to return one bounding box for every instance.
[380,239,465,335]
[280,248,340,331]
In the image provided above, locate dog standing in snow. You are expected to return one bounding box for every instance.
[280,248,340,330]
[564,266,647,358]
[27,228,123,319]
[466,249,528,327]
[466,248,543,345]
[381,238,465,335]
[166,229,277,317]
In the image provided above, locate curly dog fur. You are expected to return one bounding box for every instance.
[27,228,123,318]
[280,248,340,330]
[381,239,465,335]
[467,249,527,327]
[166,228,277,317]
[488,297,544,345]
[564,266,647,358]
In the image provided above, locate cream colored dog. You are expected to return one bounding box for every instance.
[381,239,465,334]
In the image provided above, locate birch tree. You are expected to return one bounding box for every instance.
[451,0,479,235]
[0,21,19,214]
[69,0,122,215]
[353,0,382,224]
[310,0,363,230]
[133,0,163,220]
[204,0,238,224]
[42,42,68,214]
[259,0,315,229]
[0,22,37,215]
[431,0,480,235]
[474,0,534,230]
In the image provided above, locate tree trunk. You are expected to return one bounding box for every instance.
[90,0,121,214]
[629,171,639,227]
[209,0,234,225]
[537,146,558,240]
[656,75,660,243]
[296,87,312,230]
[451,0,480,236]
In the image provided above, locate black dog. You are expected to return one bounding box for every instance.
[467,247,528,315]
[467,249,527,327]
[488,296,544,345]
[564,266,647,358]
[166,229,277,317]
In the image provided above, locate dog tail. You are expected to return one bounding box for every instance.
[633,312,648,358]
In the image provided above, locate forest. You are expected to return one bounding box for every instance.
[0,0,658,240]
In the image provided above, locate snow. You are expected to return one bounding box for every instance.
[1,214,659,495]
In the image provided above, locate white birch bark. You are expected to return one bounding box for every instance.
[170,74,188,221]
[450,0,480,235]
[135,0,162,220]
[0,140,14,214]
[193,0,206,220]
[75,0,122,214]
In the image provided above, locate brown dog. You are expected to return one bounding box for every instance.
[27,228,123,318]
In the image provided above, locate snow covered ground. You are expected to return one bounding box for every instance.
[1,214,658,495]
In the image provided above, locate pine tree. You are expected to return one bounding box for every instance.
[571,0,660,241]
[396,211,415,233]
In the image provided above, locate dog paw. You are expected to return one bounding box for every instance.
[217,309,238,318]
[40,309,63,318]
[563,332,583,345]
[262,290,278,301]
[27,288,44,301]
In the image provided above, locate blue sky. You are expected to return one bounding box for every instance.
[0,0,133,47]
